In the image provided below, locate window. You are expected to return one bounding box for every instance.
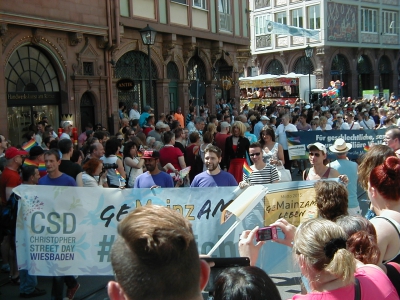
[171,0,187,4]
[308,5,320,29]
[276,12,287,25]
[361,8,377,33]
[219,0,232,32]
[219,0,231,15]
[83,62,94,76]
[382,11,398,34]
[193,0,206,9]
[254,0,271,10]
[291,8,303,27]
[255,15,271,35]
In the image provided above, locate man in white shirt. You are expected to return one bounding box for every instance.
[253,115,269,139]
[129,102,140,121]
[59,121,73,140]
[360,112,375,130]
[276,114,297,171]
[321,100,330,112]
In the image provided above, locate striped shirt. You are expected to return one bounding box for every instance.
[243,164,280,185]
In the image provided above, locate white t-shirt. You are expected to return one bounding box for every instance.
[316,124,332,131]
[129,109,140,120]
[348,121,361,130]
[360,119,375,130]
[59,133,71,140]
[276,123,297,150]
[340,123,350,130]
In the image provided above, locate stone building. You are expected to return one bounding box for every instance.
[0,0,251,145]
[247,0,400,100]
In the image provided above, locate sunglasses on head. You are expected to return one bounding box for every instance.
[249,152,261,157]
[309,152,321,157]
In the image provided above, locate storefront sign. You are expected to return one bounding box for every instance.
[116,78,134,91]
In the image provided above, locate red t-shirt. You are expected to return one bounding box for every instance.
[143,126,153,136]
[0,167,22,205]
[159,146,184,172]
[215,133,230,159]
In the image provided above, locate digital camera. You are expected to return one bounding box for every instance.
[256,226,278,242]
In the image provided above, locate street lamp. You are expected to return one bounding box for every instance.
[140,24,157,115]
[305,45,313,104]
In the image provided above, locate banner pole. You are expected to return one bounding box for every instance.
[207,220,241,256]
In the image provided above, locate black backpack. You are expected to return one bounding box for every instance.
[0,192,20,236]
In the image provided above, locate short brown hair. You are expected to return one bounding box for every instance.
[315,181,348,221]
[204,144,222,158]
[110,205,201,300]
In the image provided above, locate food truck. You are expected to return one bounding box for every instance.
[239,73,316,107]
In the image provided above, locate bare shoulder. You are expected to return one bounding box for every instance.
[329,168,340,178]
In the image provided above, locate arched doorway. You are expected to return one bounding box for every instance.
[378,55,392,94]
[115,51,158,113]
[80,92,95,131]
[214,58,232,101]
[5,45,60,146]
[292,56,314,99]
[357,55,373,97]
[331,54,351,98]
[167,61,179,113]
[265,59,284,75]
[187,55,207,105]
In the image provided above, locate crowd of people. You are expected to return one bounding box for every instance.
[1,93,400,298]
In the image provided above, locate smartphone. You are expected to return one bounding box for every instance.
[256,226,278,242]
[202,257,250,293]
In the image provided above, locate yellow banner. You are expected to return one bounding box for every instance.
[264,187,318,226]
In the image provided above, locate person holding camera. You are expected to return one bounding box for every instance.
[239,219,398,300]
[101,138,126,188]
[82,158,107,187]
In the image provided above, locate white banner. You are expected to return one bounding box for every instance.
[15,182,316,276]
[266,21,320,41]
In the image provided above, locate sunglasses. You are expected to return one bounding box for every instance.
[249,152,261,157]
[337,117,343,119]
[309,152,321,157]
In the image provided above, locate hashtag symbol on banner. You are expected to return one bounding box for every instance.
[97,235,115,262]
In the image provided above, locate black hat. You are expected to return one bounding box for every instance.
[142,150,160,159]
[29,146,44,157]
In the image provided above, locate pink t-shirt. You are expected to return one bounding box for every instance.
[292,265,398,300]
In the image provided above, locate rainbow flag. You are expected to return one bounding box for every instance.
[22,139,38,151]
[243,161,253,178]
[23,159,38,167]
[117,153,123,160]
[364,145,370,152]
[38,162,46,171]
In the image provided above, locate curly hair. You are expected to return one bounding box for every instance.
[347,231,380,265]
[315,181,348,221]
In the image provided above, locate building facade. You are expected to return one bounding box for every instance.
[0,0,251,146]
[247,0,400,100]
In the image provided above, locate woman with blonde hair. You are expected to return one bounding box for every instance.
[239,219,398,299]
[224,121,250,183]
[316,116,332,131]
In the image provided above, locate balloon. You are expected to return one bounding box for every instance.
[328,87,332,90]
[322,93,327,97]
